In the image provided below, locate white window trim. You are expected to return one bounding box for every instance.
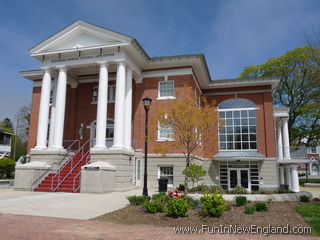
[158,165,174,187]
[157,80,175,100]
[157,121,174,141]
[91,85,116,104]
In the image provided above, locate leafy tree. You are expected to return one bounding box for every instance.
[239,46,320,146]
[0,118,14,134]
[182,163,207,187]
[10,135,27,161]
[153,92,218,195]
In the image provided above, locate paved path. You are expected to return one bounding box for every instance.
[0,213,318,240]
[0,188,147,219]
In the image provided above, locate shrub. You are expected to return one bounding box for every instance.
[166,198,190,217]
[182,163,207,187]
[255,189,273,194]
[151,192,170,202]
[229,185,248,194]
[255,202,268,212]
[189,184,225,194]
[244,205,256,214]
[210,185,225,194]
[127,195,151,205]
[313,198,320,202]
[235,196,247,206]
[144,200,164,213]
[177,184,185,191]
[267,198,273,204]
[201,194,226,217]
[275,187,293,194]
[300,195,310,202]
[0,157,15,178]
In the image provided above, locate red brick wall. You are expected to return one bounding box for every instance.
[27,74,276,159]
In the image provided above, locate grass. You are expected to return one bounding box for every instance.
[299,178,320,185]
[0,177,14,180]
[295,204,320,236]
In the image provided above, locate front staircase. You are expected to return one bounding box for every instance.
[34,143,90,193]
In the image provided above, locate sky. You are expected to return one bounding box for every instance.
[0,0,319,123]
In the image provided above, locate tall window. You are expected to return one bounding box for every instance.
[218,98,257,150]
[158,80,174,98]
[158,121,174,140]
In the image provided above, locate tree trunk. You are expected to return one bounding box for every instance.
[184,153,190,196]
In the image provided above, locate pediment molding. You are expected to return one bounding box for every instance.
[29,20,132,55]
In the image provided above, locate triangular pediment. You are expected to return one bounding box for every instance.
[29,20,132,55]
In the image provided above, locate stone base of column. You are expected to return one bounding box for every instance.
[88,149,141,191]
[29,148,67,171]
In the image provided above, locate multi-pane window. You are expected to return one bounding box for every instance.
[159,81,174,98]
[0,133,11,145]
[106,119,114,139]
[158,122,174,140]
[159,166,173,185]
[218,98,257,150]
[92,85,116,102]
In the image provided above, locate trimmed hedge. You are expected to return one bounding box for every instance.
[0,158,15,178]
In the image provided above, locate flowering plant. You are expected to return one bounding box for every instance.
[168,190,181,198]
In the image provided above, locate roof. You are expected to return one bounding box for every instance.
[214,151,266,160]
[208,77,280,89]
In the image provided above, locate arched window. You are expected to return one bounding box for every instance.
[218,98,257,150]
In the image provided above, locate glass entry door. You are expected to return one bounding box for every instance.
[228,169,250,191]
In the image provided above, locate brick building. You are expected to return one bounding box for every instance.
[14,20,302,193]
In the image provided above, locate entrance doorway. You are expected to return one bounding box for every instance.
[133,157,141,186]
[89,119,114,148]
[228,168,250,191]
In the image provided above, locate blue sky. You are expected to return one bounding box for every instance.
[0,0,319,122]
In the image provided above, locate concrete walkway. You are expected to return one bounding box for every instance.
[0,188,146,219]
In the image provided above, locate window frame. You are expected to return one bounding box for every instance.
[158,166,174,187]
[157,80,176,100]
[157,121,174,141]
[218,106,258,151]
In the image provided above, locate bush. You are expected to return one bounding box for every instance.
[300,195,310,202]
[127,195,151,205]
[235,196,247,206]
[313,198,320,202]
[244,205,256,214]
[144,200,165,213]
[189,184,225,194]
[275,187,293,194]
[151,192,170,202]
[254,189,273,194]
[229,185,248,194]
[166,198,190,217]
[201,194,226,217]
[0,158,15,178]
[255,202,268,212]
[267,198,273,204]
[176,184,185,191]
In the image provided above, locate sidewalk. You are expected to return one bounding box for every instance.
[0,188,146,219]
[0,213,318,240]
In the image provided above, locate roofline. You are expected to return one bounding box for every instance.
[207,77,280,89]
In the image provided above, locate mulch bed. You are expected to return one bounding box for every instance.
[92,201,316,229]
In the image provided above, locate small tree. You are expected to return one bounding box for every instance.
[153,92,218,195]
[182,163,207,187]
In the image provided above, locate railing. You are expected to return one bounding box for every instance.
[72,152,90,192]
[31,139,80,191]
[50,139,90,192]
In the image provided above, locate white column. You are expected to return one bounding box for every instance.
[309,162,313,175]
[112,61,126,149]
[277,124,283,160]
[290,164,300,192]
[35,68,52,149]
[282,118,291,159]
[124,68,132,150]
[94,62,109,149]
[51,66,67,149]
[279,166,285,185]
[48,77,57,148]
[284,166,292,190]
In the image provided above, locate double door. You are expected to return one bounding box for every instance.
[228,168,250,191]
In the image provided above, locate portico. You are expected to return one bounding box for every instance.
[274,108,305,192]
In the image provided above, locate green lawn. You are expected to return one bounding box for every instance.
[295,204,320,236]
[299,178,320,185]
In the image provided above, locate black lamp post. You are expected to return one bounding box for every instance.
[142,97,152,196]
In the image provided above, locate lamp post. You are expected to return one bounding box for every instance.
[142,97,152,196]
